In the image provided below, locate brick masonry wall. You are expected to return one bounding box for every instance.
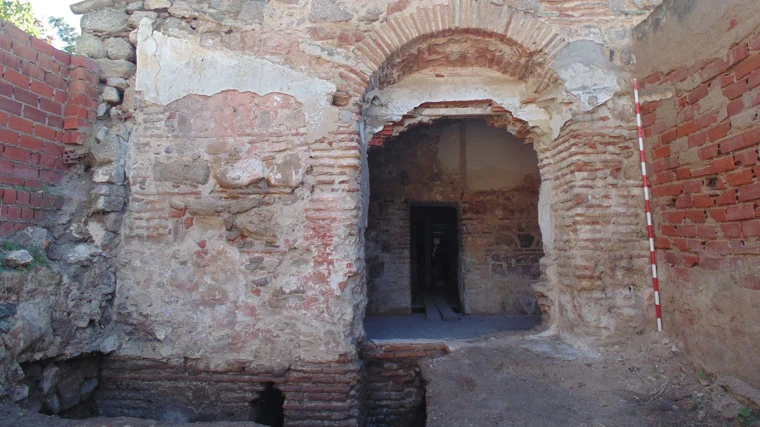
[366,119,543,315]
[636,9,760,387]
[0,20,99,234]
[95,356,363,426]
[363,342,448,426]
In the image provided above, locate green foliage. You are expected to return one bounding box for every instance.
[697,370,710,381]
[47,16,78,53]
[0,240,49,270]
[737,406,755,426]
[0,0,41,37]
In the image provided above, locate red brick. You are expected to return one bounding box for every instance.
[682,179,703,193]
[11,42,38,63]
[723,80,748,100]
[13,87,38,107]
[38,154,55,168]
[654,237,671,249]
[39,98,62,115]
[5,204,22,220]
[749,69,760,89]
[652,171,676,185]
[8,115,33,133]
[652,183,683,197]
[20,61,45,82]
[727,98,744,117]
[735,149,759,166]
[700,59,729,81]
[738,182,760,202]
[20,207,33,221]
[42,142,64,156]
[23,106,47,124]
[3,68,29,88]
[696,225,717,238]
[705,241,731,255]
[53,49,70,66]
[70,55,99,73]
[707,122,731,141]
[13,163,38,180]
[660,129,678,145]
[734,52,760,79]
[726,203,755,221]
[710,208,728,222]
[677,225,697,238]
[0,128,20,145]
[725,168,755,186]
[691,165,713,178]
[721,223,743,238]
[0,95,23,115]
[44,73,66,91]
[651,156,680,173]
[0,159,12,175]
[0,80,12,98]
[652,145,670,160]
[2,188,15,204]
[688,84,709,105]
[665,211,687,224]
[29,192,43,207]
[675,195,693,209]
[693,194,715,208]
[676,167,692,179]
[676,121,698,137]
[3,145,29,162]
[29,80,54,98]
[698,143,720,160]
[18,134,43,151]
[721,130,757,153]
[687,131,708,148]
[0,33,11,50]
[30,37,54,56]
[660,224,678,237]
[15,190,30,206]
[711,155,736,174]
[717,189,738,205]
[743,220,760,237]
[686,210,707,223]
[729,43,750,66]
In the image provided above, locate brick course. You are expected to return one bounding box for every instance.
[0,20,98,234]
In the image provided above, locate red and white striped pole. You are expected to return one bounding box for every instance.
[633,79,663,332]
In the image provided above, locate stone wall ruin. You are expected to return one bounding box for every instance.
[6,0,759,423]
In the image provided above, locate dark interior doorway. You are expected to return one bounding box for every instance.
[410,205,460,314]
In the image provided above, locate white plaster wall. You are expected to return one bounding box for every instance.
[135,20,340,141]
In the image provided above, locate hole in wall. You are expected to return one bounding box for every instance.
[250,382,285,427]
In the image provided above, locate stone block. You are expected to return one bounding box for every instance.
[153,159,210,186]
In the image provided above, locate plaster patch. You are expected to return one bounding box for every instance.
[135,19,339,140]
[553,41,621,111]
[363,70,557,141]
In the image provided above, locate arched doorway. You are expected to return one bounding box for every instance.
[365,116,543,319]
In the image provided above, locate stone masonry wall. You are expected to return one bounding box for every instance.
[0,18,126,407]
[634,0,760,388]
[366,119,542,315]
[0,20,99,234]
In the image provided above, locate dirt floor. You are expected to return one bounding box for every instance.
[422,332,759,427]
[0,332,758,427]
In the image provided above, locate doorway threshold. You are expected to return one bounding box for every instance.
[364,314,541,341]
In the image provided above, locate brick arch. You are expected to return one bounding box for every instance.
[355,1,568,92]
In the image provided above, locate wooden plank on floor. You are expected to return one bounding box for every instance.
[424,295,442,321]
[433,296,461,321]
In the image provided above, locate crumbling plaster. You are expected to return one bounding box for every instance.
[135,20,341,141]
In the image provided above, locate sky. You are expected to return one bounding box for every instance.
[26,0,80,49]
